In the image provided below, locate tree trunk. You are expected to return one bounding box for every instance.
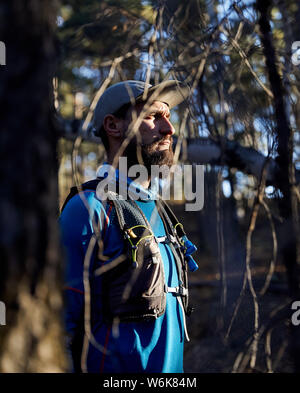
[256,0,300,372]
[0,0,67,372]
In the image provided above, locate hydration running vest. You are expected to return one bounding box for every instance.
[62,178,197,341]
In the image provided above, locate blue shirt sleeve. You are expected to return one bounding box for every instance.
[59,191,107,336]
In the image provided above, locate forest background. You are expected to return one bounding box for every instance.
[0,0,300,373]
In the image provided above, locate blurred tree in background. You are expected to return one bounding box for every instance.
[0,0,300,373]
[0,0,67,372]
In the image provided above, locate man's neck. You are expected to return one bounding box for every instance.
[107,153,151,189]
[132,176,150,190]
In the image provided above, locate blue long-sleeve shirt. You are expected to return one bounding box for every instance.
[59,170,186,373]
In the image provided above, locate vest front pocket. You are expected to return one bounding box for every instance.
[101,237,166,322]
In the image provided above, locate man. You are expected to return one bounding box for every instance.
[59,80,197,373]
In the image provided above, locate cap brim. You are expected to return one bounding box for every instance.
[136,80,190,108]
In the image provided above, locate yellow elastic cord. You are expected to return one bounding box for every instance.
[174,222,183,229]
[174,222,184,231]
[131,235,154,263]
[174,223,185,247]
[128,225,153,233]
[125,225,154,263]
[174,222,184,242]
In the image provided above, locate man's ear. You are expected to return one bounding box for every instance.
[103,114,124,138]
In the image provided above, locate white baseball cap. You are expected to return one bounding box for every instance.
[92,80,190,136]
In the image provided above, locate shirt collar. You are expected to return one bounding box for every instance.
[96,162,159,201]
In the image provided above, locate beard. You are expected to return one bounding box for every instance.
[124,136,174,172]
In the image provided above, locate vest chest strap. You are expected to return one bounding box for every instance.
[164,284,188,297]
[163,283,190,341]
[156,235,177,244]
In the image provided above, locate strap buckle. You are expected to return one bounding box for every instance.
[164,284,188,296]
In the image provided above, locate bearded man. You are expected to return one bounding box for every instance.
[59,80,197,373]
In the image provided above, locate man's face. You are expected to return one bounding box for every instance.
[123,100,176,168]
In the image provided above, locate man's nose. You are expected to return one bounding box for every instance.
[159,117,175,136]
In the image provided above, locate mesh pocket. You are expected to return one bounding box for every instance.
[102,237,166,322]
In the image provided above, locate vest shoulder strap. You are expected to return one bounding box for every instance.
[61,179,181,243]
[61,178,102,213]
[156,199,186,238]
